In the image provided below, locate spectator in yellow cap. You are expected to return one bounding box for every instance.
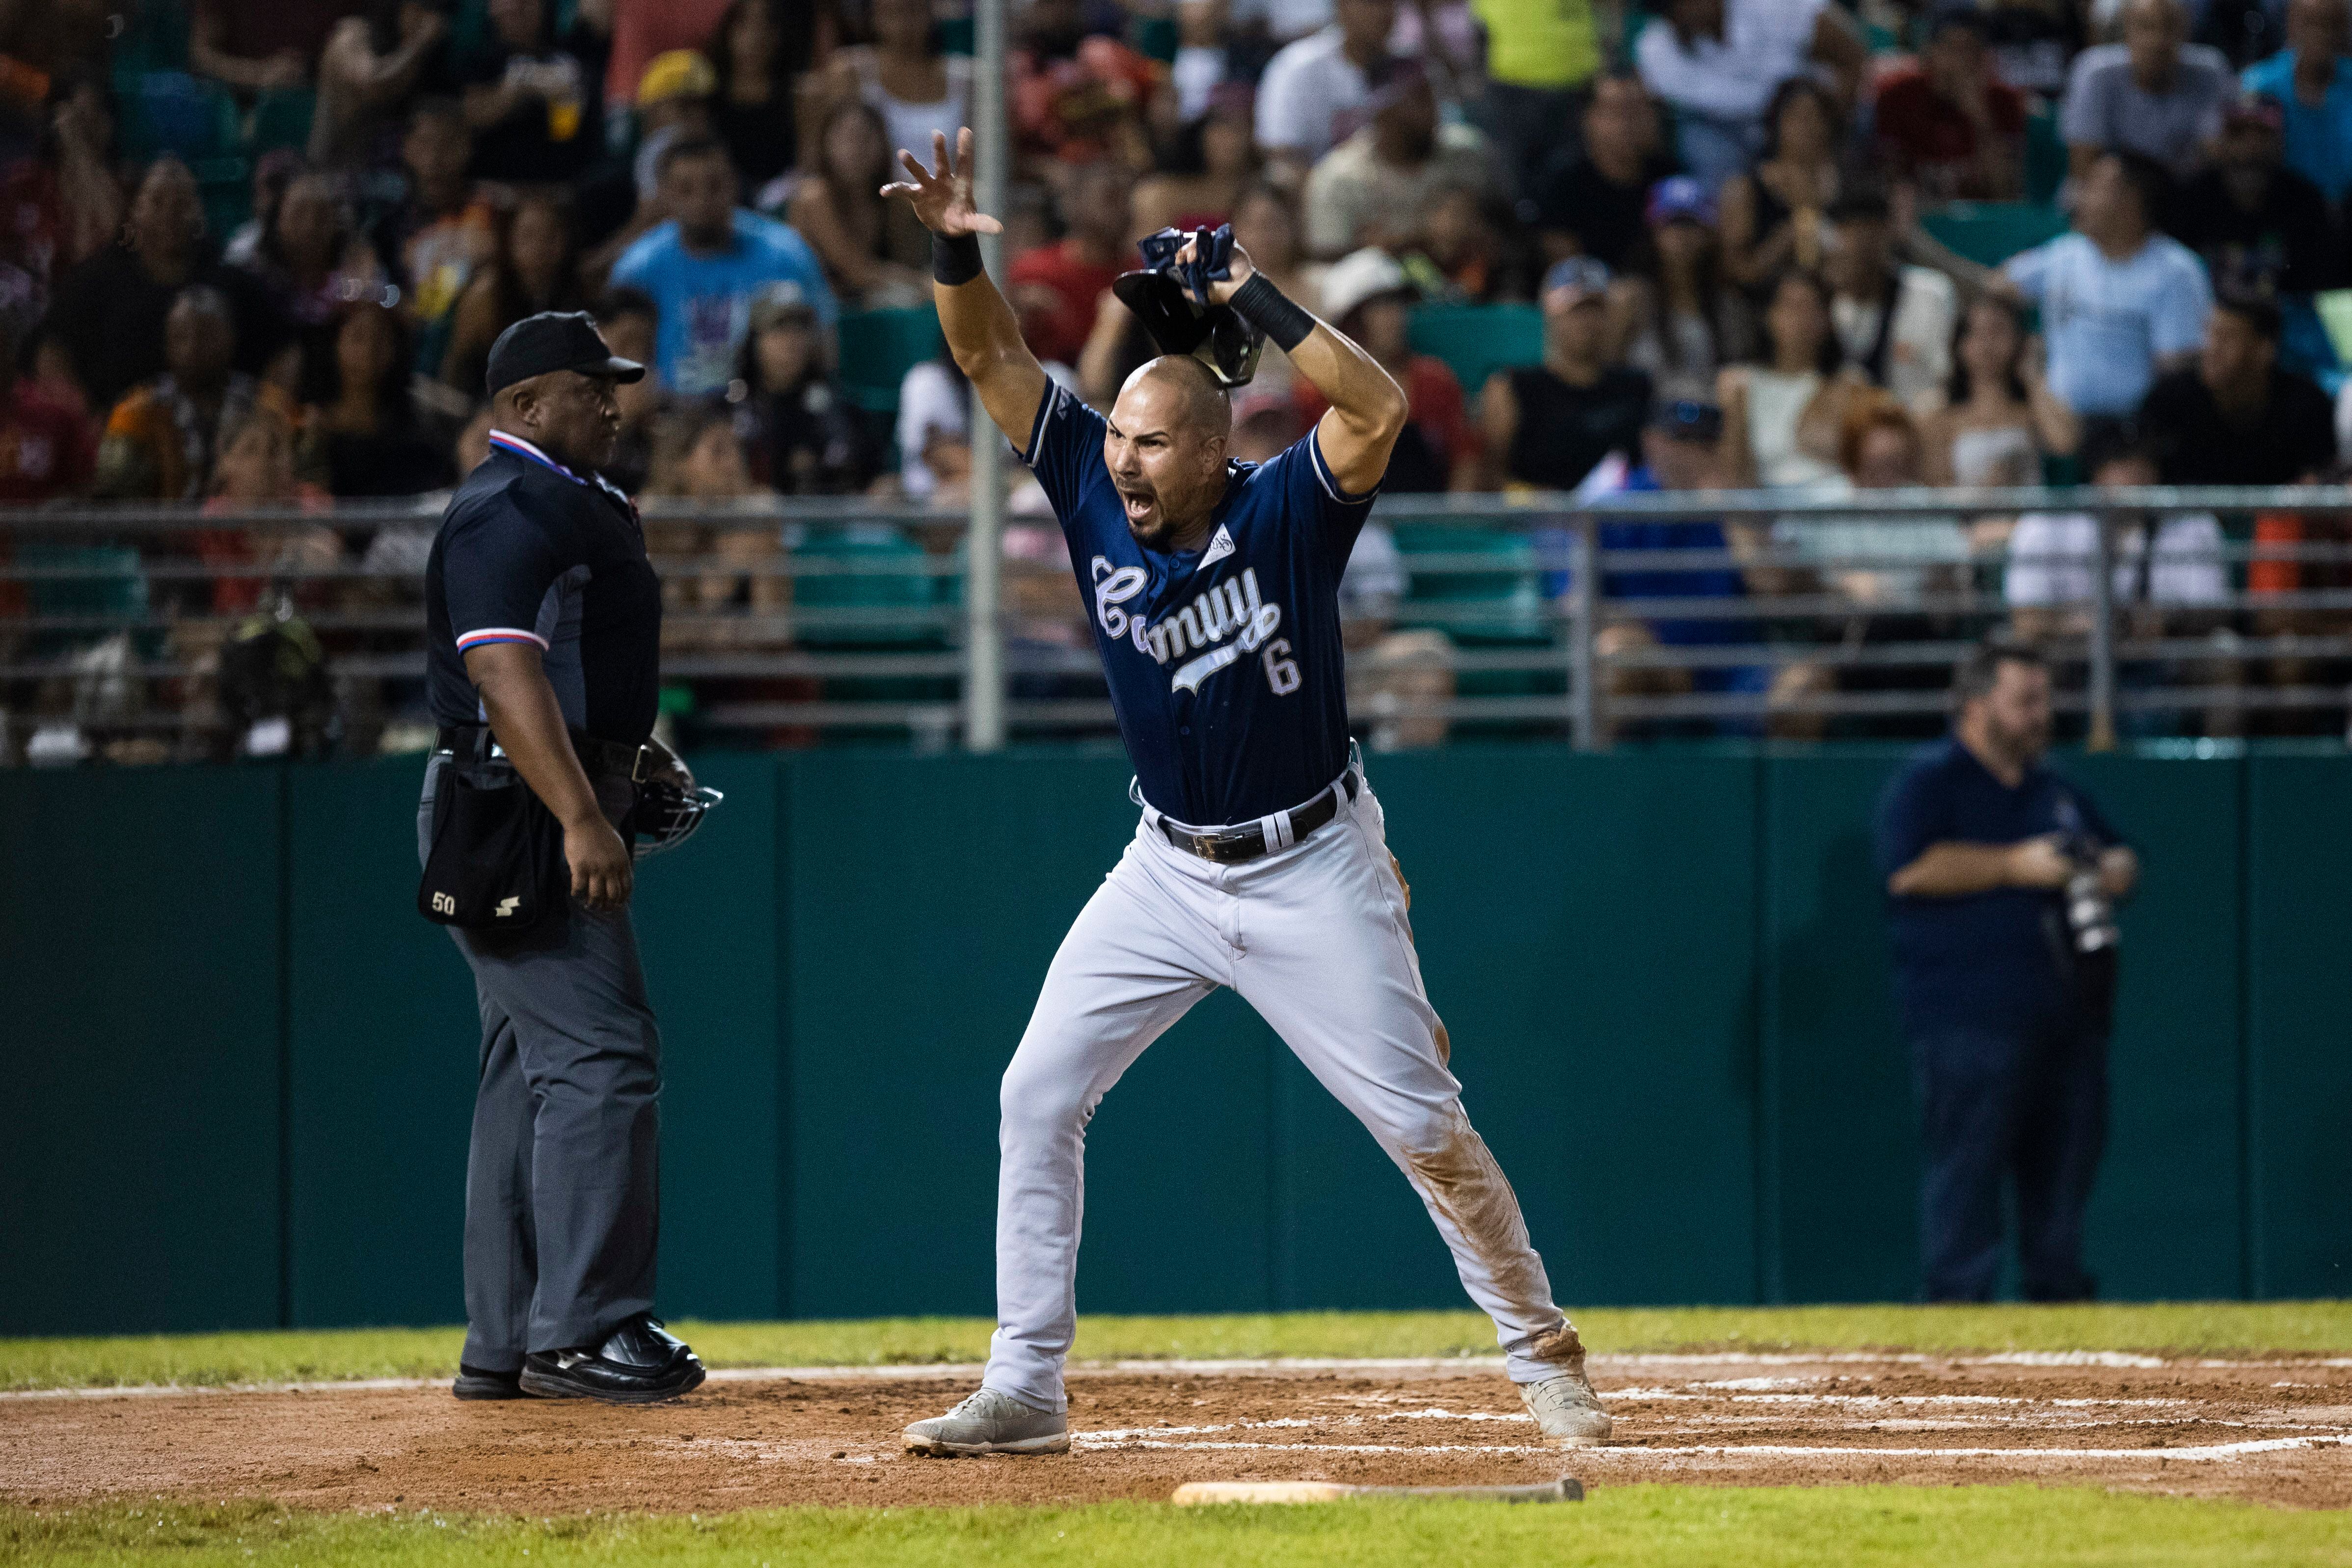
[635,51,719,203]
[581,49,721,278]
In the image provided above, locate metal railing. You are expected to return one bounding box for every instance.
[4,485,2351,760]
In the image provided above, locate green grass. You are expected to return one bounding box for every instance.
[8,1488,2350,1567]
[6,1302,2349,1392]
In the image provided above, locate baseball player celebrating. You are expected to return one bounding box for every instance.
[887,130,1612,1457]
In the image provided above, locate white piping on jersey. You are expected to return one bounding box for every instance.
[1307,431,1379,507]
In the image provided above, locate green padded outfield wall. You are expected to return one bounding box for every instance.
[2245,750,2352,1299]
[2,768,288,1334]
[2,745,2347,1334]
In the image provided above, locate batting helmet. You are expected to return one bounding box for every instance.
[1112,224,1264,389]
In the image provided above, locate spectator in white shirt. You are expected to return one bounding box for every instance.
[1303,58,1492,257]
[2060,0,2234,180]
[1231,0,1340,47]
[1825,187,1957,415]
[2006,418,2228,644]
[1635,0,1867,188]
[1256,0,1404,182]
[895,354,970,502]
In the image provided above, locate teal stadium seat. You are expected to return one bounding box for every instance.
[1919,202,2069,268]
[115,73,250,236]
[195,159,254,248]
[117,72,240,162]
[837,308,945,415]
[1405,303,1543,400]
[106,0,190,75]
[2025,106,2068,205]
[1391,522,1560,736]
[1391,523,1550,645]
[791,522,948,652]
[791,522,957,723]
[248,88,318,155]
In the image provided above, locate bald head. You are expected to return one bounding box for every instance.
[1122,355,1234,441]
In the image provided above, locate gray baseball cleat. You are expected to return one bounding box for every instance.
[1519,1366,1613,1446]
[903,1386,1071,1456]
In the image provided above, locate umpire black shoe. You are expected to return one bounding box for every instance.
[452,1363,526,1401]
[519,1314,706,1405]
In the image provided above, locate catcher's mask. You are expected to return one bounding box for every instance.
[1112,224,1264,389]
[632,780,725,861]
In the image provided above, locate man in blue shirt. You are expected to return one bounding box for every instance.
[609,136,837,397]
[882,129,1614,1459]
[2000,150,2212,419]
[2242,0,2352,203]
[1549,400,1770,738]
[1875,641,2139,1302]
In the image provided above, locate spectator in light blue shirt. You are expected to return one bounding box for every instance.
[2000,150,2211,418]
[2240,0,2352,202]
[609,136,838,398]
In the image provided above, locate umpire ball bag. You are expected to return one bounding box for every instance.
[417,755,569,933]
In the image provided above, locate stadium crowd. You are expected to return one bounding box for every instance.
[4,0,2352,760]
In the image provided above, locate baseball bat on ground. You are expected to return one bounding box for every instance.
[1171,1476,1583,1505]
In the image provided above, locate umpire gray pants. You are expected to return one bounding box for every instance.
[419,755,663,1371]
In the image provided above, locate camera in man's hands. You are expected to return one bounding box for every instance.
[2060,834,2120,955]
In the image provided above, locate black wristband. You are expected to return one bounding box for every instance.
[932,231,984,286]
[1229,272,1315,353]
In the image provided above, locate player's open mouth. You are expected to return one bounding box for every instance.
[1118,488,1157,523]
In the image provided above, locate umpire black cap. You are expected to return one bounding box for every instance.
[486,311,647,396]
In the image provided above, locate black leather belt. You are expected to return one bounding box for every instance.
[1159,771,1358,864]
[435,724,655,783]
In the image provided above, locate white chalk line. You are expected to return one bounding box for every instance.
[1085,1407,2352,1443]
[6,1352,2349,1401]
[1609,1389,2195,1407]
[1075,1434,2352,1463]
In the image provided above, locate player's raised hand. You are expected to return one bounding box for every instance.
[1171,231,1255,305]
[880,128,1003,238]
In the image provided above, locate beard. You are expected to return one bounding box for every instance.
[1988,714,2050,763]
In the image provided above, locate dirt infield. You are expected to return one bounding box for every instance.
[6,1353,2349,1513]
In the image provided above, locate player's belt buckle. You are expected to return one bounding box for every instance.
[1190,832,1228,860]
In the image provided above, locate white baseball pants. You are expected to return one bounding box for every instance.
[981,765,1584,1413]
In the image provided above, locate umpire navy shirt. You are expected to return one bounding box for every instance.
[425,431,662,744]
[1021,379,1376,826]
[1874,736,2126,1038]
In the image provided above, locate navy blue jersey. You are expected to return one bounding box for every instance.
[1874,737,2127,1036]
[1020,379,1377,824]
[425,432,663,744]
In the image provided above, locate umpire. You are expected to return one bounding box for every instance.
[419,311,704,1404]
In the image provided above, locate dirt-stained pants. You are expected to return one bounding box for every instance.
[982,764,1580,1413]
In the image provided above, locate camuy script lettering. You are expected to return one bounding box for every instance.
[1090,557,1292,696]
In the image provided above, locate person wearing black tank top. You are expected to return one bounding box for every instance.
[1477,258,1652,490]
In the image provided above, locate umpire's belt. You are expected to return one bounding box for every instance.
[434,724,656,783]
[1158,770,1357,864]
